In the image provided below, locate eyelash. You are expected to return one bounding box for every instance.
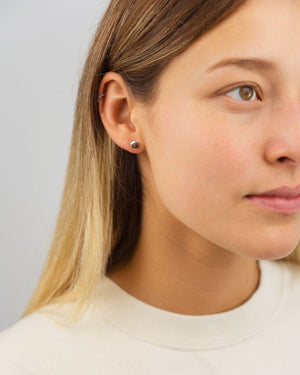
[220,82,263,103]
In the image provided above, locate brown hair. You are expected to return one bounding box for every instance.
[21,0,300,326]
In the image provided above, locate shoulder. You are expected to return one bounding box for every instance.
[0,303,99,374]
[0,359,35,375]
[0,310,64,374]
[0,301,130,374]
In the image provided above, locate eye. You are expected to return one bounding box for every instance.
[224,84,262,102]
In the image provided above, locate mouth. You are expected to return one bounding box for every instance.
[249,184,300,199]
[244,194,300,214]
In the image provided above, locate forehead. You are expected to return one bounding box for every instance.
[159,0,300,83]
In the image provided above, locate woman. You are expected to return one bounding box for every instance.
[1,0,300,373]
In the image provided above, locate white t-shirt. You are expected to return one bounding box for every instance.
[1,259,300,374]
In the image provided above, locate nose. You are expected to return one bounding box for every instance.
[264,100,300,166]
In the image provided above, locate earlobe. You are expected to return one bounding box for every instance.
[98,72,143,154]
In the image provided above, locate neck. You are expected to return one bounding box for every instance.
[107,240,260,316]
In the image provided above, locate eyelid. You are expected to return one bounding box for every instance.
[216,81,264,101]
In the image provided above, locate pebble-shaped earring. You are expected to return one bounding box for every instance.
[130,141,139,150]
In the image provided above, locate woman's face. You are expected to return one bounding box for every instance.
[136,0,300,261]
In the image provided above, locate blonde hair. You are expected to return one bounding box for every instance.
[21,0,300,326]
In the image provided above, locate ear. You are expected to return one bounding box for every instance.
[98,72,144,153]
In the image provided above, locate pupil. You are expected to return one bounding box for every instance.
[240,87,253,100]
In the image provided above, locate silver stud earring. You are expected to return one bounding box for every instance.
[130,141,139,149]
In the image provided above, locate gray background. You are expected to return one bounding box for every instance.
[0,0,110,331]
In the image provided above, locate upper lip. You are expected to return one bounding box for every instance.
[248,184,300,198]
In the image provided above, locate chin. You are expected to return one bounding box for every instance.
[248,245,297,261]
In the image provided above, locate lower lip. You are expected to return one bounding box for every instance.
[245,195,300,214]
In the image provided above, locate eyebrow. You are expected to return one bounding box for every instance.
[205,57,277,74]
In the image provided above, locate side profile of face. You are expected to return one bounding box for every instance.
[133,0,300,262]
[100,0,300,276]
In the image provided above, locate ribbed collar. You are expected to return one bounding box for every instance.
[94,260,284,350]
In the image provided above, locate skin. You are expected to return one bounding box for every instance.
[98,0,300,315]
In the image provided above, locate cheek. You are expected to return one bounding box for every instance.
[146,104,300,260]
[149,107,250,226]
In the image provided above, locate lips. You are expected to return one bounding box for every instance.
[245,194,300,214]
[247,184,300,199]
[245,184,300,214]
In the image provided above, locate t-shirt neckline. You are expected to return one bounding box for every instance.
[95,260,284,350]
